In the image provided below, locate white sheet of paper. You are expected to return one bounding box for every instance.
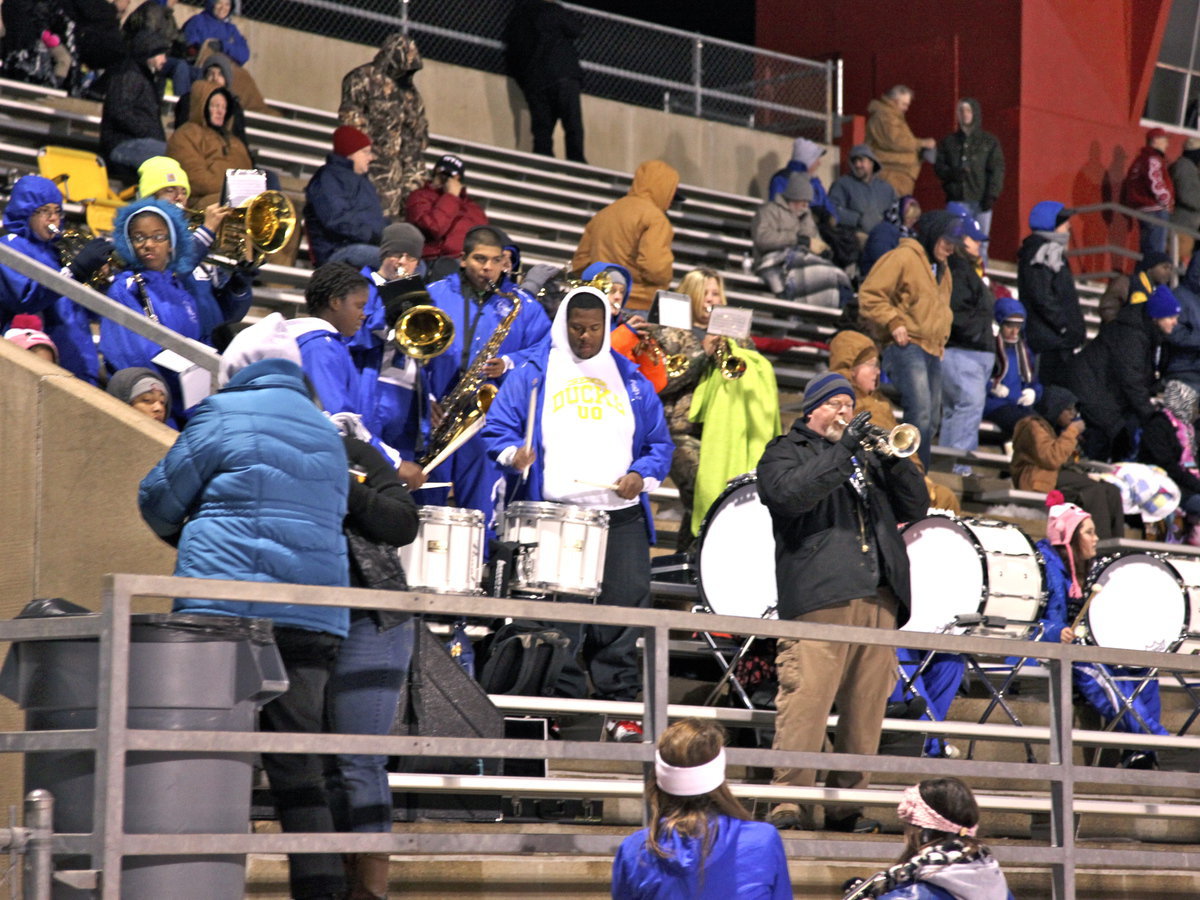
[656,291,694,329]
[707,306,753,339]
[224,169,267,208]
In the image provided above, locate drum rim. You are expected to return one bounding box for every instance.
[503,501,611,525]
[1084,551,1189,651]
[694,471,777,619]
[417,505,486,525]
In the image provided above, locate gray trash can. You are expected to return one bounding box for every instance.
[0,600,288,900]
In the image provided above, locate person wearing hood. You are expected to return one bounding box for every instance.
[829,143,896,241]
[865,85,936,196]
[844,778,1013,900]
[138,312,351,900]
[1171,137,1200,263]
[504,0,586,164]
[61,0,126,78]
[1128,249,1175,307]
[165,80,253,208]
[982,296,1041,438]
[578,259,666,390]
[611,718,792,899]
[757,373,928,835]
[572,159,679,312]
[172,52,248,145]
[406,153,488,277]
[182,0,249,65]
[768,136,835,217]
[860,194,921,276]
[1017,200,1083,389]
[858,210,958,470]
[339,32,430,218]
[106,366,171,424]
[100,27,169,168]
[304,125,388,270]
[1121,127,1175,256]
[933,98,1005,242]
[1164,250,1200,393]
[0,175,111,381]
[99,197,205,425]
[1010,383,1125,538]
[1138,379,1200,525]
[1067,283,1180,461]
[482,286,673,721]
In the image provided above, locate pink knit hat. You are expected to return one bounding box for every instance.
[1045,490,1092,599]
[4,326,58,363]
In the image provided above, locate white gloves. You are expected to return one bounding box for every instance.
[990,383,1009,399]
[1018,388,1037,407]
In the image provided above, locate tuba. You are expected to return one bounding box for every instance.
[191,190,296,268]
[713,337,746,380]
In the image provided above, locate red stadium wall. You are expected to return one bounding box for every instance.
[756,0,1172,269]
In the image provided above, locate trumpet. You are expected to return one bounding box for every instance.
[393,304,454,359]
[713,337,746,380]
[837,419,921,458]
[633,332,688,378]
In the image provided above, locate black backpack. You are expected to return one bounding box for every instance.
[478,624,572,696]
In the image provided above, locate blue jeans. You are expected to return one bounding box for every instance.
[1140,209,1170,256]
[329,243,382,270]
[939,347,994,473]
[107,137,168,170]
[883,342,942,470]
[326,612,414,832]
[965,203,993,266]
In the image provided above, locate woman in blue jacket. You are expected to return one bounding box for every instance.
[182,0,250,65]
[612,718,791,899]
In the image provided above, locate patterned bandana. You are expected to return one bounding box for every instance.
[896,784,978,837]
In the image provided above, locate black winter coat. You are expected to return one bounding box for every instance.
[504,0,582,89]
[1067,300,1164,435]
[755,422,928,623]
[1138,412,1200,499]
[1163,252,1200,393]
[99,53,164,158]
[1017,234,1085,354]
[934,125,1005,210]
[946,253,995,352]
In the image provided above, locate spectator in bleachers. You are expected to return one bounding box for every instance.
[138,313,351,900]
[829,144,895,248]
[858,210,958,470]
[1138,379,1200,526]
[0,175,111,381]
[121,0,193,96]
[1018,201,1084,389]
[982,296,1041,439]
[1067,284,1180,462]
[750,173,850,309]
[195,40,273,116]
[865,85,936,197]
[339,33,429,219]
[768,137,834,216]
[939,214,994,472]
[61,0,127,93]
[859,194,920,277]
[504,0,587,164]
[166,81,252,208]
[99,197,203,424]
[1010,386,1124,538]
[579,260,665,391]
[934,98,1005,247]
[100,28,170,171]
[1128,250,1175,307]
[181,0,248,66]
[106,365,170,423]
[1121,127,1174,257]
[4,317,58,364]
[1165,251,1200,392]
[304,125,387,270]
[572,159,678,312]
[406,154,487,280]
[173,52,248,145]
[1171,137,1200,264]
[0,0,60,86]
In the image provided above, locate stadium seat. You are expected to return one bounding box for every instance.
[36,145,135,234]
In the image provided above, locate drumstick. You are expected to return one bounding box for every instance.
[1067,584,1101,637]
[574,478,620,491]
[521,385,538,484]
[412,482,452,490]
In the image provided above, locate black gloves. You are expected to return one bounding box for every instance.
[838,410,874,451]
[67,237,113,284]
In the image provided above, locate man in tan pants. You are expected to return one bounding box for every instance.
[756,373,928,833]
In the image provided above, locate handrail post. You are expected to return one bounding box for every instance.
[692,36,703,118]
[24,790,53,900]
[1046,654,1077,899]
[400,0,409,35]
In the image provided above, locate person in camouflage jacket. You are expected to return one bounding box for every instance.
[339,33,429,220]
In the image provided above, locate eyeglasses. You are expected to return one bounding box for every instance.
[130,233,170,246]
[32,206,62,218]
[822,398,855,413]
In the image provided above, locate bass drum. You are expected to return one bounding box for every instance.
[695,473,778,619]
[1083,553,1188,653]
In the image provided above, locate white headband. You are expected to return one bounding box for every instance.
[654,748,726,797]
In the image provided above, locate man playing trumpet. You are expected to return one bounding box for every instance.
[756,372,927,834]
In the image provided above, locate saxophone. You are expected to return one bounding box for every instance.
[418,282,522,471]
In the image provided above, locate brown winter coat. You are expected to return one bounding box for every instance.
[858,236,953,358]
[572,160,678,311]
[828,330,898,430]
[866,96,922,195]
[1010,414,1084,492]
[166,80,253,208]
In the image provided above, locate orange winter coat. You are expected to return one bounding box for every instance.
[1011,414,1085,492]
[858,237,953,358]
[866,95,922,191]
[166,80,253,209]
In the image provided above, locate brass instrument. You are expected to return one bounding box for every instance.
[633,327,688,379]
[393,304,454,359]
[49,223,118,290]
[838,418,921,458]
[189,190,296,268]
[713,337,746,380]
[418,282,522,471]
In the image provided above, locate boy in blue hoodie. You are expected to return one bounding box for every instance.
[983,296,1042,438]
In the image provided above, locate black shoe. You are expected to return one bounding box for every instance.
[826,813,883,834]
[767,804,802,831]
[886,697,927,719]
[1120,750,1157,770]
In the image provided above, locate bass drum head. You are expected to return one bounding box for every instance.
[696,474,778,619]
[901,516,986,633]
[1086,554,1186,652]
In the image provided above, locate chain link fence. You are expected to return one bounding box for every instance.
[235,0,834,140]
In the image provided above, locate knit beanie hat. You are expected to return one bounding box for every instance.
[802,372,855,416]
[4,326,58,362]
[217,312,303,386]
[379,223,424,263]
[1147,127,1169,144]
[1139,250,1172,272]
[1029,201,1069,232]
[106,366,170,418]
[1045,490,1092,599]
[333,125,371,158]
[1147,284,1181,319]
[782,171,814,203]
[137,156,190,200]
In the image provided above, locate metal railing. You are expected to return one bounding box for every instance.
[1066,201,1200,280]
[7,573,1200,897]
[233,0,835,140]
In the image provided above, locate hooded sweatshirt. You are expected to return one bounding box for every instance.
[828,330,899,430]
[879,855,1011,900]
[100,28,168,157]
[583,259,667,390]
[767,136,835,216]
[165,80,253,208]
[182,0,250,65]
[572,160,678,311]
[0,176,67,331]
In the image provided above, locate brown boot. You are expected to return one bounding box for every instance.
[347,852,390,900]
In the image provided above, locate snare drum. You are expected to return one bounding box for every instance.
[501,502,609,597]
[1083,553,1200,653]
[695,473,778,619]
[398,506,485,594]
[902,515,1045,637]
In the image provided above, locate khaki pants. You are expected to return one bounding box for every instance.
[772,592,899,820]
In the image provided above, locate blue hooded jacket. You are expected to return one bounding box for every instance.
[182,0,250,65]
[139,357,350,637]
[0,176,68,332]
[984,295,1042,417]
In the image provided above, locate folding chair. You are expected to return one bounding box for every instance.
[36,145,135,234]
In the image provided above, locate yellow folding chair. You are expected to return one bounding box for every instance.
[36,146,135,235]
